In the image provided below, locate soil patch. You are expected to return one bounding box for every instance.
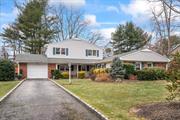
[132,102,180,120]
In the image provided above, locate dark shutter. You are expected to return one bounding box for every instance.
[53,47,56,55]
[86,49,88,56]
[97,50,99,57]
[66,48,68,56]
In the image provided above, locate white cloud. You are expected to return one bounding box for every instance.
[120,0,161,22]
[49,0,85,7]
[84,14,99,26]
[107,6,119,13]
[99,28,116,39]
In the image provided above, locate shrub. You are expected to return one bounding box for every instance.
[123,63,135,79]
[136,67,166,80]
[95,73,112,82]
[110,57,125,80]
[166,52,180,101]
[61,72,69,79]
[89,74,96,81]
[16,74,23,80]
[78,71,86,79]
[52,69,62,79]
[93,68,108,74]
[0,59,15,81]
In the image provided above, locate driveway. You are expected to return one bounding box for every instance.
[0,79,101,120]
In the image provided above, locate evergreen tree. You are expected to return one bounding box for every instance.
[111,22,151,54]
[110,57,125,80]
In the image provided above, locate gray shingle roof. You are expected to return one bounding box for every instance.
[101,49,170,63]
[16,54,48,63]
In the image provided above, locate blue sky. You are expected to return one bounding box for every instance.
[0,0,176,46]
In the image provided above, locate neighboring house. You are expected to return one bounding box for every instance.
[171,44,180,54]
[100,49,170,70]
[15,38,170,79]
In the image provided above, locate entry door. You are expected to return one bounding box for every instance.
[27,64,48,79]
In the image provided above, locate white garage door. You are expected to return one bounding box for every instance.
[27,64,48,79]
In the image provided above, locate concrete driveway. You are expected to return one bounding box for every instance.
[0,79,101,120]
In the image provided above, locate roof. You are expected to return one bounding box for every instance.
[101,49,170,63]
[171,44,180,53]
[16,54,101,64]
[16,54,48,63]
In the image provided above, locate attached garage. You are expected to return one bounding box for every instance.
[27,64,48,79]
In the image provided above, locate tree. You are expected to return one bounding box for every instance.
[149,0,180,55]
[50,5,103,43]
[154,35,180,55]
[166,52,180,101]
[0,60,15,81]
[111,22,151,54]
[110,57,125,80]
[1,0,56,54]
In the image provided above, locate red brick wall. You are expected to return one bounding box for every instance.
[19,63,27,79]
[48,64,56,78]
[154,62,166,69]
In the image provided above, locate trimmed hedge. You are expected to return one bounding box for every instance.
[78,71,86,79]
[0,59,15,81]
[123,63,135,79]
[52,69,62,79]
[61,72,69,79]
[136,67,167,80]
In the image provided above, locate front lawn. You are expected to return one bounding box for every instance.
[0,81,20,98]
[57,79,168,120]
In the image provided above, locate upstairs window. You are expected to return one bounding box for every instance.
[53,47,68,56]
[86,49,99,57]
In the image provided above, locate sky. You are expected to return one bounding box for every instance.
[0,0,179,47]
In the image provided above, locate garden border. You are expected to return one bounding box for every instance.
[0,79,25,103]
[51,79,108,120]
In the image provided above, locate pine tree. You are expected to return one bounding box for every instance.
[110,57,125,80]
[111,22,151,54]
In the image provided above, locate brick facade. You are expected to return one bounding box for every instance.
[48,63,56,78]
[19,63,27,79]
[153,62,166,69]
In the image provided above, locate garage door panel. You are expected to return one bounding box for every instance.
[27,64,48,79]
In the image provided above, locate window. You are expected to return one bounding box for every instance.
[86,49,99,57]
[93,50,96,56]
[147,63,153,67]
[61,48,65,55]
[135,62,141,70]
[56,48,60,54]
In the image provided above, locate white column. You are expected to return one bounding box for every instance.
[140,62,142,70]
[17,63,20,74]
[166,63,168,71]
[77,64,79,79]
[68,63,72,84]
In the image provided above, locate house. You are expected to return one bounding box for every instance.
[171,44,180,54]
[100,49,170,70]
[16,38,170,79]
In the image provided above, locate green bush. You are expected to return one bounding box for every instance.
[110,57,125,80]
[52,69,61,79]
[78,71,86,79]
[0,59,15,81]
[136,67,166,80]
[61,72,69,79]
[123,63,135,79]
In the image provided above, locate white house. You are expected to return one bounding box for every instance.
[15,38,170,79]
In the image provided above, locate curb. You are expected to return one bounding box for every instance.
[0,79,25,103]
[51,80,108,120]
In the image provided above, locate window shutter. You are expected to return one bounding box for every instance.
[86,50,88,56]
[53,47,56,55]
[66,48,68,56]
[97,50,99,57]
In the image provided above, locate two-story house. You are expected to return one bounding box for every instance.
[16,38,103,79]
[16,38,170,79]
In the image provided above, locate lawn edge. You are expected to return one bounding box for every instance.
[50,79,108,120]
[0,79,25,103]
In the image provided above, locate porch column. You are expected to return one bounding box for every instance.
[140,62,142,70]
[166,63,168,71]
[68,63,72,84]
[17,62,20,74]
[77,64,79,78]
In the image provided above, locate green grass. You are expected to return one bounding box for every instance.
[0,81,20,98]
[57,79,168,120]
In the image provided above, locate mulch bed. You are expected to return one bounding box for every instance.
[131,102,180,120]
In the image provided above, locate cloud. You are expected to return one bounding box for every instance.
[99,28,116,39]
[49,0,85,7]
[107,6,119,13]
[84,14,100,26]
[120,0,161,22]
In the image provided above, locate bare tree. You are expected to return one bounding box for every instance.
[149,0,180,55]
[161,0,180,14]
[50,5,103,44]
